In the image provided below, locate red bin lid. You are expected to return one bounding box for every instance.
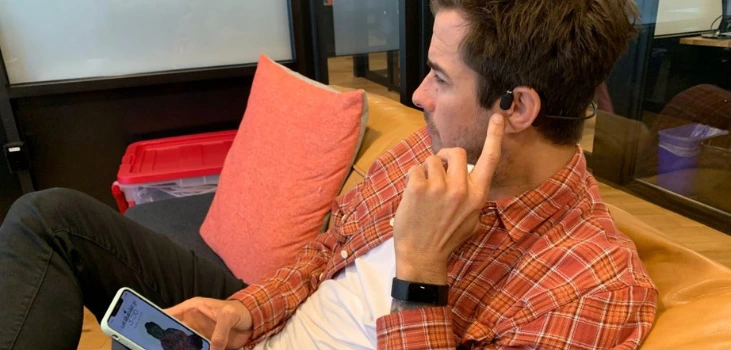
[117,130,237,185]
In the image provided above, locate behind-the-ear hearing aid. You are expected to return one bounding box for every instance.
[500,90,514,111]
[500,88,598,121]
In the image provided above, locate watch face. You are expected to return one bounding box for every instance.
[408,284,439,303]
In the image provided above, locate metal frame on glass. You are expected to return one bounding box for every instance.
[399,0,432,108]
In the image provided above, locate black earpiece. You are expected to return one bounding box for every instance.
[499,88,598,122]
[500,90,514,111]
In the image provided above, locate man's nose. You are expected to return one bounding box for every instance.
[412,78,429,110]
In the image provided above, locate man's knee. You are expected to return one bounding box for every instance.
[5,188,90,227]
[0,189,76,250]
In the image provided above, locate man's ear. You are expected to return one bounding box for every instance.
[493,87,541,133]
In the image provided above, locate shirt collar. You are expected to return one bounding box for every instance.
[484,148,589,241]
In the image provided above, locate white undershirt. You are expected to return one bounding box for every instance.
[254,165,475,349]
[254,238,396,350]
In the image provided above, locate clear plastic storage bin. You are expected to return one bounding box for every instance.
[112,130,236,213]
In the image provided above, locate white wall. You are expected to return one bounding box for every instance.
[0,0,293,84]
[655,0,723,37]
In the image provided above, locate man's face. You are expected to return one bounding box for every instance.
[412,10,491,164]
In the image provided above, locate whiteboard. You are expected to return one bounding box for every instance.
[0,0,293,84]
[655,0,723,37]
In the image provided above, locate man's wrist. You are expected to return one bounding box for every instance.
[390,298,436,313]
[395,254,449,285]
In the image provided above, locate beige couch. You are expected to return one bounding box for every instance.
[337,90,731,349]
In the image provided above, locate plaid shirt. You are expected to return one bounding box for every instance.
[231,128,657,349]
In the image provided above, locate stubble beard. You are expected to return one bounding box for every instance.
[424,111,508,188]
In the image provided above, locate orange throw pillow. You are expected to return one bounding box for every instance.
[200,55,367,283]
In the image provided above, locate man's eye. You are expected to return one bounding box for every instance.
[433,74,445,85]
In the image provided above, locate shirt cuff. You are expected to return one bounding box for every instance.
[376,307,456,349]
[228,285,275,343]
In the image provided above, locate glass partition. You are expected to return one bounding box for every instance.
[316,0,401,99]
[595,0,731,233]
[332,0,399,56]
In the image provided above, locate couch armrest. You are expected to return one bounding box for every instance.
[608,203,731,349]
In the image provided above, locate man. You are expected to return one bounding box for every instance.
[0,0,656,349]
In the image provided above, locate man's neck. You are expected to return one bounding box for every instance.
[487,137,577,201]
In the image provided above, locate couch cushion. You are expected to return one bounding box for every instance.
[331,86,425,178]
[351,92,426,178]
[608,203,731,349]
[335,89,426,195]
[200,56,368,283]
[124,193,228,272]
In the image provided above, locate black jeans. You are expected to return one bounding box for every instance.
[0,188,246,350]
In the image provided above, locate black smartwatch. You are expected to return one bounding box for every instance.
[391,278,449,306]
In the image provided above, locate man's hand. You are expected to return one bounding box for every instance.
[166,297,253,350]
[393,113,505,285]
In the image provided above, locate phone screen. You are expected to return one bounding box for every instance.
[106,290,210,350]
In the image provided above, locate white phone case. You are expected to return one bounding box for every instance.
[100,287,211,350]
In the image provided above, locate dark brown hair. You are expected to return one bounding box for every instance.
[430,0,639,145]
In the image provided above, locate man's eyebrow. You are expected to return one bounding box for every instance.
[427,59,450,80]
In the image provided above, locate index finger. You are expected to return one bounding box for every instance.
[164,298,194,319]
[470,113,506,189]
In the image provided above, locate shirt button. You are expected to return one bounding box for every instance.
[340,250,349,259]
[389,218,395,227]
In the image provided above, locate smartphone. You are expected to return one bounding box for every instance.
[101,287,211,350]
